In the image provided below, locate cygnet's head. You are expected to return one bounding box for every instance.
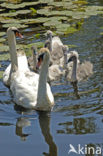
[31,46,37,55]
[37,48,50,68]
[62,45,69,53]
[44,40,51,50]
[7,27,23,39]
[68,51,79,63]
[46,30,53,39]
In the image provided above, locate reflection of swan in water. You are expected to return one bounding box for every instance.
[38,112,57,156]
[15,108,57,156]
[16,117,31,141]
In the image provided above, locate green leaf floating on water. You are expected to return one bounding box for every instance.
[0,2,40,9]
[0,8,5,12]
[55,25,77,35]
[2,23,28,28]
[0,53,10,61]
[43,20,62,27]
[1,19,22,24]
[0,45,9,52]
[0,38,6,42]
[48,1,75,10]
[73,1,88,5]
[0,10,31,17]
[35,34,40,39]
[0,32,6,37]
[21,17,49,24]
[30,8,37,15]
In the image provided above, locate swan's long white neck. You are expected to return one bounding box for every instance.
[37,53,50,108]
[7,31,18,84]
[71,59,77,82]
[8,32,18,72]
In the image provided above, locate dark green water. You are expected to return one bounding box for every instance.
[0,1,103,156]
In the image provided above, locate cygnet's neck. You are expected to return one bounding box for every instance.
[71,59,77,82]
[48,35,52,52]
[64,51,68,69]
[37,53,50,108]
[32,53,37,71]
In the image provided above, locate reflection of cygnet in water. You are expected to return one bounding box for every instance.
[71,81,80,99]
[16,117,31,141]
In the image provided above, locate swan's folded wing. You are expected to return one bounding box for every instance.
[3,64,11,86]
[10,72,39,108]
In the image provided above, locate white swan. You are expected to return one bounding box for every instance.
[66,51,93,82]
[10,47,54,110]
[3,27,29,87]
[3,27,54,110]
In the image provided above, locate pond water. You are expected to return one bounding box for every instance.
[0,0,103,156]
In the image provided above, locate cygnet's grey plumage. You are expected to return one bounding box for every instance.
[46,30,64,65]
[66,51,93,82]
[44,40,64,82]
[28,41,63,83]
[28,46,38,72]
[59,45,69,68]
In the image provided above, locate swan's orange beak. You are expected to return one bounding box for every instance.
[15,32,23,38]
[36,58,42,69]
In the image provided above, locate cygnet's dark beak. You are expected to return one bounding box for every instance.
[68,57,72,63]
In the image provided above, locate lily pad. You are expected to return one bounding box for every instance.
[0,32,6,37]
[0,38,6,42]
[0,10,31,17]
[0,53,10,61]
[21,17,49,24]
[1,19,22,24]
[56,26,77,35]
[2,23,28,28]
[0,45,9,52]
[0,2,39,9]
[73,1,88,5]
[0,9,5,12]
[43,20,62,27]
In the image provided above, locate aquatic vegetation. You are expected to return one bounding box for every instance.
[0,0,103,61]
[0,0,103,36]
